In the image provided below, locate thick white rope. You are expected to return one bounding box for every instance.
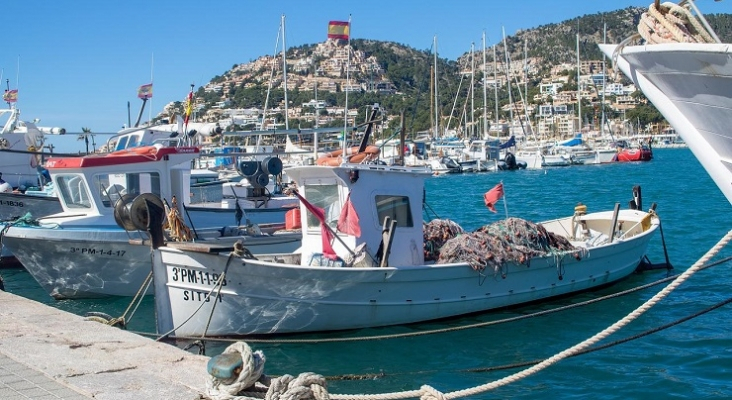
[638,2,714,44]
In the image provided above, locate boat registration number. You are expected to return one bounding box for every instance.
[69,247,127,257]
[170,267,228,287]
[0,200,23,207]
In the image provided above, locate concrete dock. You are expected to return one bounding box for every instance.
[0,290,210,399]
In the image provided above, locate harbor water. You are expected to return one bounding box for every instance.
[3,148,731,399]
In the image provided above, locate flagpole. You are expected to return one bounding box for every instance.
[149,53,154,124]
[501,180,509,219]
[341,14,352,157]
[282,14,289,130]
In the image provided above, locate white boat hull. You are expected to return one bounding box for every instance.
[601,42,732,204]
[2,225,302,299]
[0,192,62,221]
[153,209,658,336]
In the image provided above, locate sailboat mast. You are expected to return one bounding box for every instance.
[482,32,488,139]
[502,27,513,124]
[282,14,289,130]
[601,22,607,136]
[576,33,581,134]
[342,15,352,154]
[433,35,439,139]
[493,45,499,126]
[470,42,475,139]
[523,40,528,116]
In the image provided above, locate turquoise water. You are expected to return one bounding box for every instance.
[3,148,732,398]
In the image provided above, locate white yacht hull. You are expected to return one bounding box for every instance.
[601,43,732,204]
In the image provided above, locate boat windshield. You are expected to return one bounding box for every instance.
[91,172,162,208]
[304,183,340,229]
[55,174,92,209]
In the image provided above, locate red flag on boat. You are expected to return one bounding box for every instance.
[137,83,153,99]
[337,193,361,237]
[3,89,17,103]
[484,182,504,213]
[327,21,350,40]
[292,190,338,259]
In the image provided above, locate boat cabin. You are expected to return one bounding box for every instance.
[43,145,200,220]
[286,163,431,267]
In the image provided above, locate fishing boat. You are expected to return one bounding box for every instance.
[0,144,301,299]
[600,1,732,192]
[143,148,660,336]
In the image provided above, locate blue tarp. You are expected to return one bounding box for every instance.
[499,136,516,149]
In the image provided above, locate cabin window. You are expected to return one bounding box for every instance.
[93,172,161,208]
[55,174,92,209]
[127,135,140,148]
[375,195,413,227]
[115,137,129,151]
[303,184,340,229]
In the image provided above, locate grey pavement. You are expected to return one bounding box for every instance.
[0,290,209,400]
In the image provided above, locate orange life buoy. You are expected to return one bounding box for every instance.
[316,145,380,166]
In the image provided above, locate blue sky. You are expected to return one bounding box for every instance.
[4,0,732,150]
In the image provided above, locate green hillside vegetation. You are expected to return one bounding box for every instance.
[178,7,732,138]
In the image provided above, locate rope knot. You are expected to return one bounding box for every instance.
[265,372,328,400]
[420,384,447,400]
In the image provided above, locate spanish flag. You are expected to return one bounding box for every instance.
[3,89,18,103]
[328,20,350,40]
[137,83,153,99]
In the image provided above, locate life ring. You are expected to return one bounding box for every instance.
[108,146,159,157]
[316,145,380,166]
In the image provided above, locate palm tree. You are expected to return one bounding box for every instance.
[78,127,96,154]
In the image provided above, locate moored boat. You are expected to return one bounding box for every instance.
[1,144,301,299]
[601,1,732,199]
[144,154,660,336]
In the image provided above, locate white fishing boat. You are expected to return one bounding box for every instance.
[600,1,729,199]
[0,144,301,298]
[146,158,659,337]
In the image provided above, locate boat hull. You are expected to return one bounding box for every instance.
[2,225,302,299]
[153,210,658,336]
[0,192,62,221]
[600,43,732,202]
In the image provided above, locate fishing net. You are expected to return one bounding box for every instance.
[432,217,581,275]
[423,219,465,261]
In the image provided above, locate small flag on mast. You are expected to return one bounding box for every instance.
[137,83,153,99]
[327,20,350,40]
[3,89,18,103]
[484,182,504,213]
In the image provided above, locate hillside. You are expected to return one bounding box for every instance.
[167,7,732,137]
